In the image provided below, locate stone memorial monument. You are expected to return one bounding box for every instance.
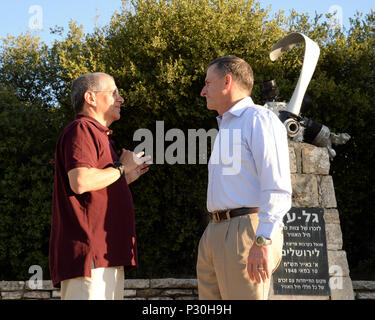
[268,141,354,300]
[263,33,354,300]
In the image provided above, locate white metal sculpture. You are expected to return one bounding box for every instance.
[264,32,350,159]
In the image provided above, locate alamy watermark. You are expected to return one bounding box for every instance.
[28,265,43,289]
[328,5,343,32]
[329,264,344,290]
[28,5,43,31]
[133,121,242,175]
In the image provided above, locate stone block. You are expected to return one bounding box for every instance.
[355,292,375,300]
[291,174,319,207]
[124,289,137,298]
[124,279,150,289]
[23,291,51,299]
[325,223,343,250]
[288,141,302,173]
[289,146,297,173]
[151,278,197,289]
[41,280,56,290]
[302,145,330,175]
[136,289,163,298]
[327,250,350,276]
[0,281,25,291]
[352,281,375,291]
[161,289,193,297]
[324,209,340,224]
[1,291,23,300]
[318,176,337,208]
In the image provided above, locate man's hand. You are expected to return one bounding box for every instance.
[124,151,152,184]
[120,149,151,174]
[247,243,271,284]
[125,163,151,184]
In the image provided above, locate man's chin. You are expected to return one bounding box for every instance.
[112,113,121,122]
[206,104,217,112]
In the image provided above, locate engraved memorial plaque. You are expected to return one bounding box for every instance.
[273,207,330,296]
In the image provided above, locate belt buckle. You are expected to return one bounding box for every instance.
[212,211,219,222]
[224,210,231,220]
[212,210,230,222]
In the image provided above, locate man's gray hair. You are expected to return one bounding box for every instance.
[208,55,254,95]
[70,72,113,113]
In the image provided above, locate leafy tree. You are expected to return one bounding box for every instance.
[0,87,60,279]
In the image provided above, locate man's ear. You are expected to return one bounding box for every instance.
[84,91,96,107]
[224,74,233,90]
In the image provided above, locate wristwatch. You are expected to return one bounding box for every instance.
[255,236,272,246]
[112,161,125,176]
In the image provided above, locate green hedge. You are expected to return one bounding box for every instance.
[0,0,374,280]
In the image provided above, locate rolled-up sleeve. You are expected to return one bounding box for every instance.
[250,110,292,239]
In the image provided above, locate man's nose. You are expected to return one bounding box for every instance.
[200,87,206,97]
[118,95,125,104]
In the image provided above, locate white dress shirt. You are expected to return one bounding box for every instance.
[207,97,292,239]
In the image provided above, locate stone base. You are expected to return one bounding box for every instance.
[282,142,355,300]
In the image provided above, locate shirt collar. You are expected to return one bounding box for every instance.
[75,114,113,136]
[216,96,255,126]
[226,96,254,117]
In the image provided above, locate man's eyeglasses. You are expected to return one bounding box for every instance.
[93,88,122,99]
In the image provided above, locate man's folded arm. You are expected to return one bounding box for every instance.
[68,167,121,195]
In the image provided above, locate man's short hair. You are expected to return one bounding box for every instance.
[70,72,113,113]
[208,56,254,95]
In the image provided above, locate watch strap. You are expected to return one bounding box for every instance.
[112,161,124,176]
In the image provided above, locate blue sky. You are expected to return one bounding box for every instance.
[0,0,373,45]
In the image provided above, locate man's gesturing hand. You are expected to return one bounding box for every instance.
[119,149,152,174]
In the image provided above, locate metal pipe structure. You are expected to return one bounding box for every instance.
[265,33,350,159]
[270,32,320,117]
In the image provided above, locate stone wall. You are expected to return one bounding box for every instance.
[0,279,198,300]
[0,279,374,300]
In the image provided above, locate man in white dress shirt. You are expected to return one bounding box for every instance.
[196,56,292,300]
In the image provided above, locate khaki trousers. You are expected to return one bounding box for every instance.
[197,214,283,300]
[61,266,124,300]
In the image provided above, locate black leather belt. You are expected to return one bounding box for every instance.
[209,207,260,222]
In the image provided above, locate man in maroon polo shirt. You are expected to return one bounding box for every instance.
[49,72,151,300]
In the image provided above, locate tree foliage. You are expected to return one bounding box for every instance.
[0,0,374,280]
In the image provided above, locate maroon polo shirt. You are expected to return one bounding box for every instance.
[49,114,137,288]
